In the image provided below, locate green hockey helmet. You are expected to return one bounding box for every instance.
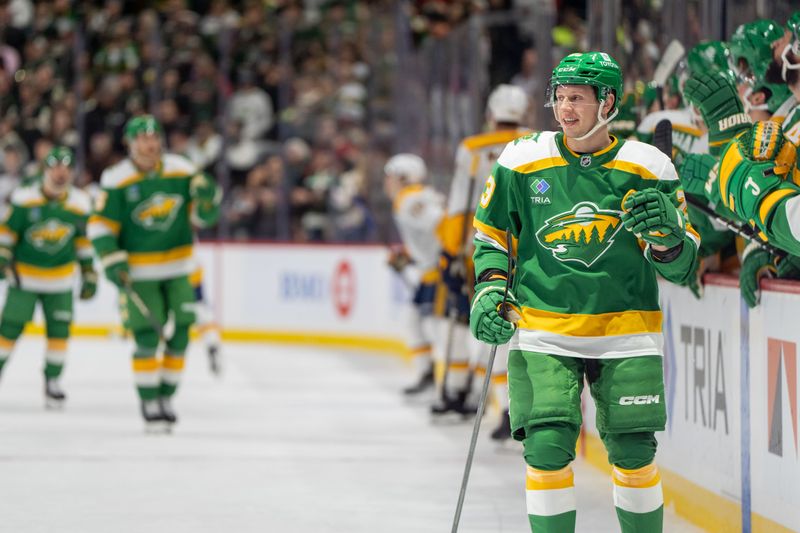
[781,11,800,80]
[547,52,623,114]
[44,146,75,168]
[729,19,785,82]
[124,115,162,141]
[686,40,733,76]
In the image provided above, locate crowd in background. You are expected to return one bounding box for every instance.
[0,0,726,241]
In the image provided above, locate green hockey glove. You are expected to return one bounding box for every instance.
[621,189,687,249]
[717,142,796,226]
[102,254,130,288]
[678,153,718,203]
[683,70,751,156]
[190,173,215,200]
[739,243,776,308]
[775,254,800,279]
[469,279,521,345]
[80,267,98,300]
[737,121,797,177]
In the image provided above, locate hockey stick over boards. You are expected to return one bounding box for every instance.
[451,228,520,533]
[652,119,786,259]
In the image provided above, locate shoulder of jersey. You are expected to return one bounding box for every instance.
[496,131,559,171]
[162,153,197,176]
[461,129,531,152]
[613,139,676,181]
[65,187,92,215]
[10,185,44,207]
[99,159,138,189]
[639,109,693,130]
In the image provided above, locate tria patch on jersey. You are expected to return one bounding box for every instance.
[132,193,184,231]
[535,202,623,267]
[25,218,75,254]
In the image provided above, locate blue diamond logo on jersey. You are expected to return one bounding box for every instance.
[531,179,550,194]
[535,202,623,267]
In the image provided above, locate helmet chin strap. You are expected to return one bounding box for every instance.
[742,86,769,112]
[781,43,800,82]
[569,102,618,142]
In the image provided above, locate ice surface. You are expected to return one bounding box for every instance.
[0,338,702,532]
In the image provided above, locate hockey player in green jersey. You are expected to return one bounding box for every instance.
[0,146,96,407]
[470,52,699,533]
[89,116,221,430]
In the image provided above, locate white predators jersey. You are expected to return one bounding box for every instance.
[440,129,528,255]
[637,108,708,156]
[393,185,445,278]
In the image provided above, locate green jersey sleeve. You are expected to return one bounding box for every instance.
[88,187,126,266]
[473,160,520,277]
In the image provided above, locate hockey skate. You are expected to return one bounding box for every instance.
[402,367,434,396]
[141,399,170,434]
[490,409,512,443]
[44,378,66,409]
[207,344,222,376]
[430,391,477,422]
[159,396,178,426]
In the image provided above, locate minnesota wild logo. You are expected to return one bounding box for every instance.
[132,193,184,231]
[25,218,74,254]
[535,202,623,267]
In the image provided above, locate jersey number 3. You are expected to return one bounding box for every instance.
[480,175,496,208]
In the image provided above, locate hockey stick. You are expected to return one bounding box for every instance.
[451,228,518,533]
[653,119,786,258]
[119,271,164,338]
[652,40,685,110]
[440,155,480,403]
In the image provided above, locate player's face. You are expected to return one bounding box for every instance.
[44,164,72,193]
[553,85,602,139]
[383,174,400,198]
[130,133,162,170]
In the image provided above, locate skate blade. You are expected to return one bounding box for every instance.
[144,421,172,435]
[44,398,66,410]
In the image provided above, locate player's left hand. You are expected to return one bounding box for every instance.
[739,243,776,308]
[621,189,686,249]
[190,173,219,205]
[80,268,98,300]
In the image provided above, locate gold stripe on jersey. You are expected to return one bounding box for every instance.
[462,130,525,151]
[718,145,744,206]
[601,160,658,180]
[0,226,17,244]
[392,184,424,213]
[189,267,203,287]
[518,306,663,337]
[512,156,568,175]
[438,213,471,255]
[16,262,75,279]
[473,218,518,254]
[88,215,121,236]
[758,188,797,225]
[128,245,193,266]
[672,124,703,137]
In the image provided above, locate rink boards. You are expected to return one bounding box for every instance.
[6,242,800,532]
[582,276,800,532]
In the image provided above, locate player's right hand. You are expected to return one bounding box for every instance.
[469,280,520,345]
[104,259,130,288]
[739,243,776,308]
[439,251,466,295]
[678,153,717,204]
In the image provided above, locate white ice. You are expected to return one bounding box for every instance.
[0,338,703,532]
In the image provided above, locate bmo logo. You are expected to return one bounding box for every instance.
[332,260,356,318]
